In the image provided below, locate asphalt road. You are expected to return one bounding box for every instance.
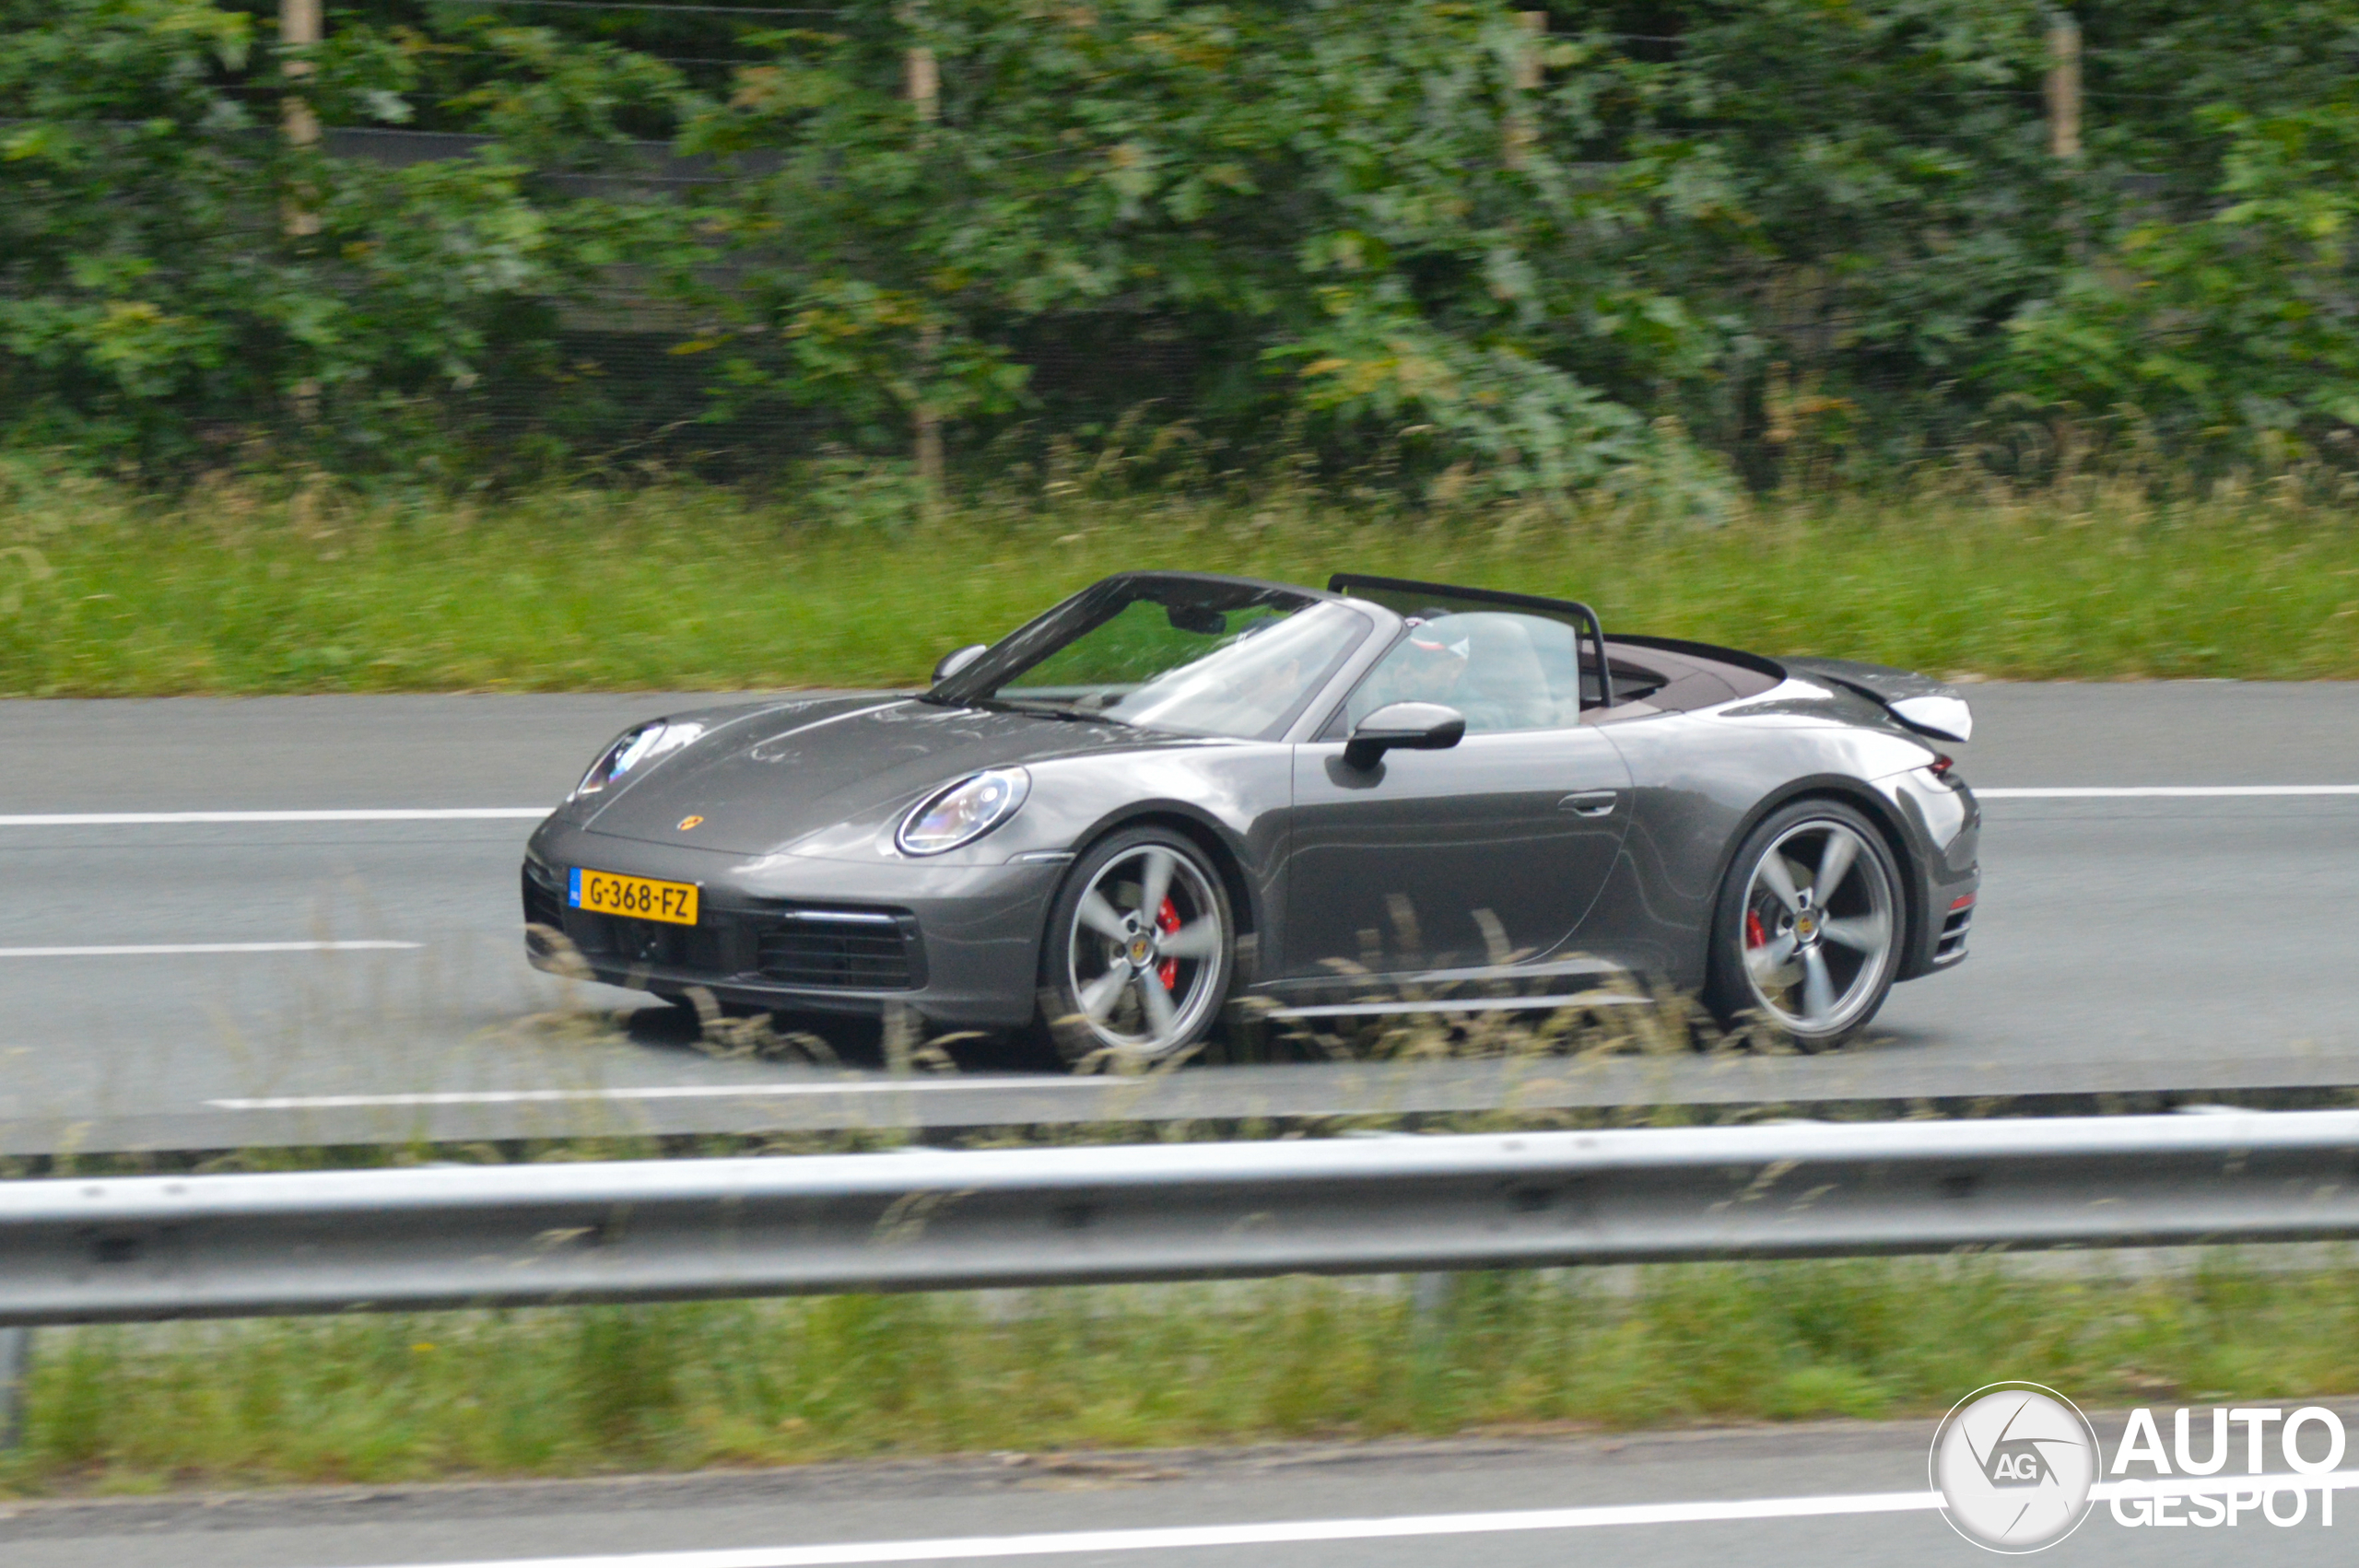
[4,684,2359,1152]
[4,1418,2353,1567]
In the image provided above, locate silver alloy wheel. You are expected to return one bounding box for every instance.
[1739,818,1898,1038]
[1063,843,1228,1055]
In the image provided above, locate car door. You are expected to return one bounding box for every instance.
[1277,594,1633,982]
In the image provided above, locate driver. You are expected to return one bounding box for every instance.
[1388,614,1471,704]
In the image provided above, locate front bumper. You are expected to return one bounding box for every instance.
[522,821,1065,1027]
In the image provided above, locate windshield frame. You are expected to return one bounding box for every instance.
[926,572,1383,743]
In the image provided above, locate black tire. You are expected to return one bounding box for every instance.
[1039,825,1236,1066]
[1704,798,1905,1051]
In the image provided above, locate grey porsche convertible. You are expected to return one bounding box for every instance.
[523,571,1978,1055]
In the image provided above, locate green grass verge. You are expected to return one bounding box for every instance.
[7,1256,2358,1494]
[3,464,2357,695]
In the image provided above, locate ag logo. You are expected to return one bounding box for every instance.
[1986,1440,2052,1486]
[1931,1383,2099,1552]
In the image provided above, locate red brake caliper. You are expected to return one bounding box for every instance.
[1156,897,1182,989]
[1744,909,1767,950]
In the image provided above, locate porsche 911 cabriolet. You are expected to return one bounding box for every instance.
[523,571,1978,1055]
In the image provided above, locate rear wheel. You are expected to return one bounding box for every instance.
[1706,799,1904,1051]
[1041,826,1235,1065]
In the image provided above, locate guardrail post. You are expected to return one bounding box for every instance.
[1410,1270,1449,1326]
[0,1327,29,1451]
[1404,1272,1455,1418]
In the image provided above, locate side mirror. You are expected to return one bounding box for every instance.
[1344,702,1465,770]
[931,644,988,685]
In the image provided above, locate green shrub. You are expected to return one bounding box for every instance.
[5,2,2355,482]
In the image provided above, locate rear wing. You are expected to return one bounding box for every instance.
[1783,657,1974,743]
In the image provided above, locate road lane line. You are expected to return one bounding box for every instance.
[208,1077,1098,1109]
[340,1490,1952,1568]
[1,789,2351,827]
[313,1470,2359,1568]
[0,808,548,825]
[1979,785,2359,798]
[2,941,421,959]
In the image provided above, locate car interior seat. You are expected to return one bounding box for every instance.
[1449,613,1555,732]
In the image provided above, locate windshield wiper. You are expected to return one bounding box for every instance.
[988,698,1135,728]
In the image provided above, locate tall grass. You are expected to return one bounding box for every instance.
[2,456,2355,696]
[9,1255,2359,1494]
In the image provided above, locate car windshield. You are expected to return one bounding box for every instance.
[948,580,1368,740]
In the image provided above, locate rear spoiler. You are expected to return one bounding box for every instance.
[1782,658,1974,743]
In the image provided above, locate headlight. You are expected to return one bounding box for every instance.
[573,720,702,798]
[898,767,1031,856]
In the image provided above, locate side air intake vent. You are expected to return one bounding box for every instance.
[756,910,920,990]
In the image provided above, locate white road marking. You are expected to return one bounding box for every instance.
[0,788,2349,827]
[339,1490,1951,1568]
[209,1076,1097,1109]
[0,808,548,826]
[1979,785,2359,798]
[1,941,421,959]
[319,1472,2359,1568]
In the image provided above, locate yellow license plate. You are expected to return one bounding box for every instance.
[569,868,699,926]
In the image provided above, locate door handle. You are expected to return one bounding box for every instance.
[1559,790,1619,817]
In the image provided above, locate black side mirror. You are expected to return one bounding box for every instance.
[1344,702,1466,770]
[931,644,988,685]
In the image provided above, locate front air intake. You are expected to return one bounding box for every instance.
[756,910,921,990]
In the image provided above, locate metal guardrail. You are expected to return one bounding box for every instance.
[6,1110,2359,1328]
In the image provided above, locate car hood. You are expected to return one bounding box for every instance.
[577,696,1189,855]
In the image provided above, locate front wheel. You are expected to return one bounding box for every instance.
[1705,799,1905,1051]
[1041,826,1235,1065]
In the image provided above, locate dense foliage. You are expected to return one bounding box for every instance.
[1,0,2353,486]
